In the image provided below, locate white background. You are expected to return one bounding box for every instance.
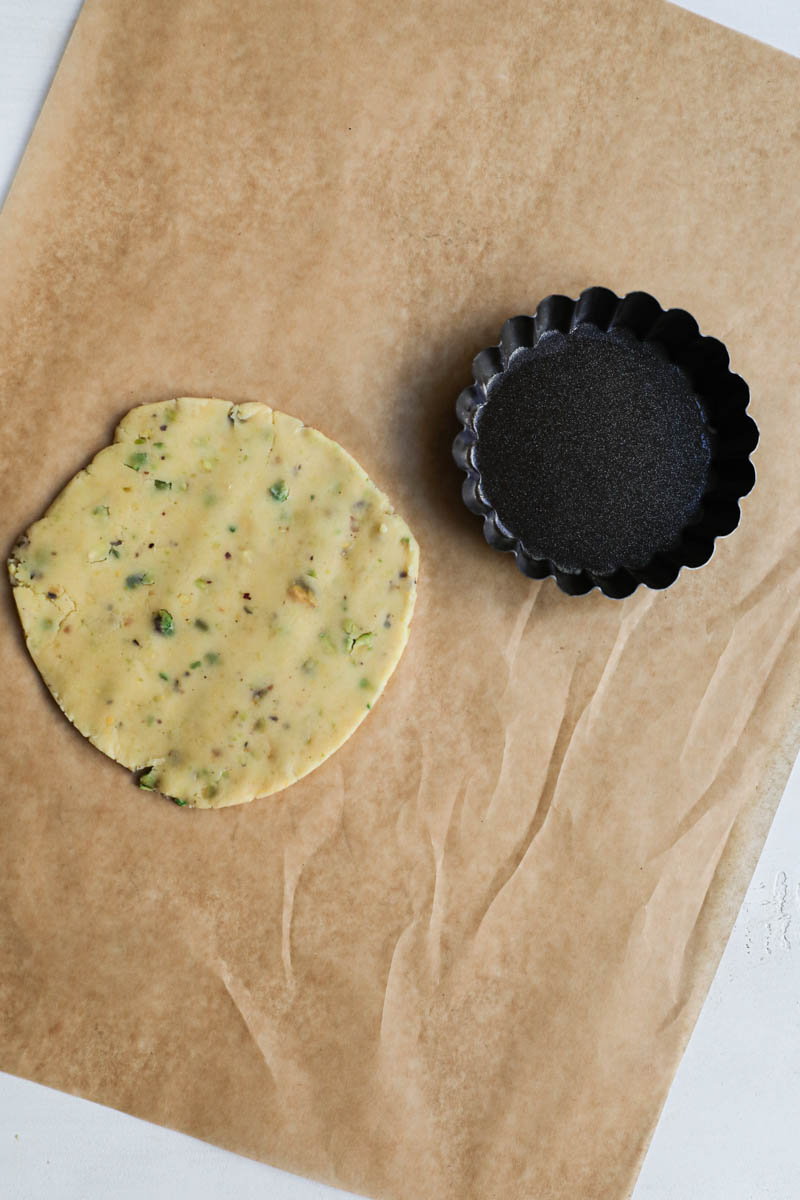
[1,2,799,1197]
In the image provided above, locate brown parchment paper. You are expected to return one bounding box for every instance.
[1,2,799,1197]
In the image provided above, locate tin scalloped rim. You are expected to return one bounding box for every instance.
[452,287,759,598]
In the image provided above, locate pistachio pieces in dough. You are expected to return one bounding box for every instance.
[8,398,418,808]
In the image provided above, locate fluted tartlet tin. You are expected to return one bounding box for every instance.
[452,287,758,598]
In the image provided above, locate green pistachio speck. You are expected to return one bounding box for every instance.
[154,609,174,636]
[126,571,154,589]
[270,480,289,502]
[343,620,373,653]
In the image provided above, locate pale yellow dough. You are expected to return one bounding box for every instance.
[9,398,418,808]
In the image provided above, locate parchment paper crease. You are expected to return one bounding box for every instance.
[1,2,799,1198]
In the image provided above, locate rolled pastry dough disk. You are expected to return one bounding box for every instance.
[8,398,418,808]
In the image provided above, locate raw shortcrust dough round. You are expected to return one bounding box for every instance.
[8,398,418,808]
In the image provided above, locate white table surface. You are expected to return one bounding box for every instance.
[2,2,799,1197]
